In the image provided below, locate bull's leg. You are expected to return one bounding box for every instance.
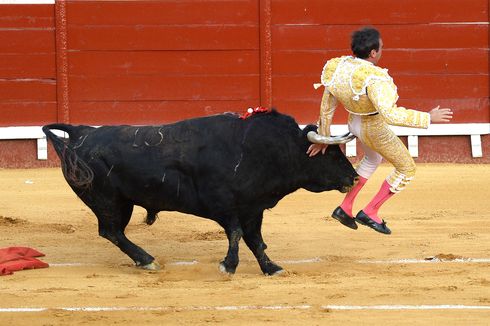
[100,227,157,269]
[91,200,158,269]
[219,226,243,274]
[241,217,283,276]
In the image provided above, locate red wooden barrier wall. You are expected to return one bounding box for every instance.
[0,0,488,167]
[0,4,56,125]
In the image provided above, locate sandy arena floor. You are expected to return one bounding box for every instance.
[0,164,489,325]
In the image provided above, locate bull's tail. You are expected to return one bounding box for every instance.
[42,124,94,189]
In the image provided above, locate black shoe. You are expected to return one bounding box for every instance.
[355,210,391,234]
[331,206,358,230]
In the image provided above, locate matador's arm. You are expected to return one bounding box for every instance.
[367,80,430,129]
[317,88,338,136]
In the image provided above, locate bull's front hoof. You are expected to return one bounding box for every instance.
[219,261,236,275]
[139,261,161,270]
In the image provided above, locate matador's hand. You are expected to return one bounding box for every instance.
[307,143,328,157]
[429,106,453,123]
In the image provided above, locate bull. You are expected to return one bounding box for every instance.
[43,109,357,275]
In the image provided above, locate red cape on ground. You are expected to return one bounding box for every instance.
[0,247,49,276]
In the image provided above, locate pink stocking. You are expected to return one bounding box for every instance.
[339,176,367,217]
[362,180,395,223]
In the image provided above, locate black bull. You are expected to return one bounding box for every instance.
[43,110,357,275]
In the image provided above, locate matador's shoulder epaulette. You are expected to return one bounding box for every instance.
[350,61,393,100]
[320,56,345,86]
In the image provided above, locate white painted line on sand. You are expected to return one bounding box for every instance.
[49,258,323,267]
[358,258,490,264]
[168,260,199,266]
[2,304,489,313]
[50,257,490,268]
[0,305,312,313]
[1,308,46,312]
[322,305,490,310]
[49,263,97,267]
[49,261,200,267]
[277,257,322,264]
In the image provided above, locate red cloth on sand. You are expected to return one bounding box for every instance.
[0,247,49,276]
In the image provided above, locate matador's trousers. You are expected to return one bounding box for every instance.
[348,114,416,193]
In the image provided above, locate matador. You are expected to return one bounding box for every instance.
[307,27,453,234]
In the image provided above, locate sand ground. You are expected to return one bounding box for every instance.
[0,164,489,325]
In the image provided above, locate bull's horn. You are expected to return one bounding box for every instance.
[307,131,356,145]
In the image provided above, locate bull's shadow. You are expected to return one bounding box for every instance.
[43,109,357,276]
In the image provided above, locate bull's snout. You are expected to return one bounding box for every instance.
[340,175,359,193]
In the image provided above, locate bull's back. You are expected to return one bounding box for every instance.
[71,115,243,213]
[66,112,305,215]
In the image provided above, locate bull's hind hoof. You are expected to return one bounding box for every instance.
[262,262,283,276]
[145,211,158,225]
[140,261,161,270]
[219,261,236,275]
[266,268,285,276]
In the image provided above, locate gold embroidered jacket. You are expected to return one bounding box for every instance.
[317,56,430,136]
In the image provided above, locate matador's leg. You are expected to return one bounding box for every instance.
[331,115,382,230]
[335,115,382,219]
[360,114,416,193]
[354,115,416,234]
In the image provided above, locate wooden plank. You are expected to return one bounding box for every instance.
[273,24,489,50]
[272,98,349,124]
[69,101,260,125]
[271,0,489,24]
[66,0,258,25]
[69,51,259,76]
[0,29,55,53]
[273,73,489,124]
[0,5,54,28]
[0,80,56,101]
[397,98,490,123]
[273,74,488,100]
[395,74,489,99]
[69,75,259,101]
[273,49,489,75]
[417,136,489,163]
[0,102,57,126]
[0,54,55,78]
[67,25,259,51]
[273,50,346,75]
[383,49,489,75]
[273,98,490,125]
[0,138,65,168]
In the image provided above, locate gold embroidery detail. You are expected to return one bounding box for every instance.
[359,114,416,192]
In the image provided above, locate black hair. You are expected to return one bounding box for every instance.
[351,27,380,59]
